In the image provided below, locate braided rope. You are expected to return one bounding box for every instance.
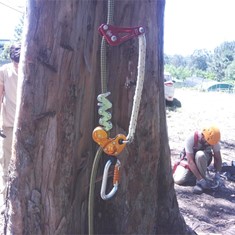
[126,34,146,143]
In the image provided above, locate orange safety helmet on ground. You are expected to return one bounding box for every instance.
[202,126,221,145]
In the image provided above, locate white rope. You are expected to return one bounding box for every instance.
[126,34,146,143]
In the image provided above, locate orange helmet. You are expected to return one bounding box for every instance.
[202,126,221,145]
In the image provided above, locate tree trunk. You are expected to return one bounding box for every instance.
[5,0,190,234]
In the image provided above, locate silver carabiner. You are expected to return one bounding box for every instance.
[100,159,121,200]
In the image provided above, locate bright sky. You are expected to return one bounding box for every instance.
[164,0,235,55]
[0,0,25,39]
[1,0,235,56]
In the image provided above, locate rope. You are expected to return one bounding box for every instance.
[126,34,146,143]
[88,147,103,235]
[100,0,114,92]
[100,38,108,92]
[88,1,114,234]
[107,0,114,25]
[88,1,146,233]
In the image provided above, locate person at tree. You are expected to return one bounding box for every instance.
[0,42,21,200]
[173,126,222,194]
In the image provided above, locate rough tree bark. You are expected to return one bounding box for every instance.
[4,0,190,234]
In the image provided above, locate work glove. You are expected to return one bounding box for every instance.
[193,178,208,194]
[196,178,209,189]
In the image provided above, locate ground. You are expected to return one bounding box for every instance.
[0,89,234,234]
[167,89,235,235]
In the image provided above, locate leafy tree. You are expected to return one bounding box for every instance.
[165,41,235,83]
[164,54,188,67]
[165,64,191,81]
[225,60,235,81]
[0,14,24,64]
[193,69,216,80]
[190,49,211,71]
[0,43,11,65]
[14,15,24,41]
[210,41,235,81]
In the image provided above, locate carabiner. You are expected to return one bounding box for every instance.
[100,159,121,200]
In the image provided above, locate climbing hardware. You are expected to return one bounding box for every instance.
[100,159,121,200]
[92,24,146,200]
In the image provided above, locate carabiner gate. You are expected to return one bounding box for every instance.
[100,159,121,200]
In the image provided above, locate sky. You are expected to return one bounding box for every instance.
[1,0,235,56]
[164,0,235,55]
[0,0,25,39]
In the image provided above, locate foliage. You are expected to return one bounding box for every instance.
[14,15,24,41]
[0,14,24,65]
[225,60,235,81]
[0,43,11,59]
[210,41,235,81]
[164,41,235,83]
[189,49,211,71]
[165,64,191,81]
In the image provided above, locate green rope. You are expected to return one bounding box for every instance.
[100,38,108,93]
[107,0,114,25]
[101,0,114,92]
[88,0,115,234]
[88,147,103,235]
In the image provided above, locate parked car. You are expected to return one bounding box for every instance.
[164,72,181,107]
[203,82,234,93]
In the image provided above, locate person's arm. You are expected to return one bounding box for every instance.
[0,67,4,106]
[0,66,4,127]
[186,152,204,180]
[213,151,222,172]
[0,80,3,106]
[0,82,3,109]
[0,84,3,129]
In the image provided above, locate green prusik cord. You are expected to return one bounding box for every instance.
[100,0,114,93]
[100,38,108,93]
[107,0,114,25]
[88,0,114,234]
[88,147,103,235]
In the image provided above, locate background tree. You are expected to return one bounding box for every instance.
[0,14,24,65]
[225,60,235,81]
[165,64,191,81]
[210,41,235,81]
[5,0,191,234]
[0,43,11,64]
[189,49,210,71]
[165,54,188,68]
[14,15,24,41]
[164,41,235,83]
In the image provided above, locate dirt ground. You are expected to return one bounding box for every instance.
[0,89,234,234]
[167,89,235,235]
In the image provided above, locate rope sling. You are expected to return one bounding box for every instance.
[88,1,114,233]
[88,0,146,234]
